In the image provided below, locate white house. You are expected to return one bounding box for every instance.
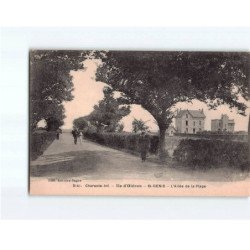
[175,109,206,134]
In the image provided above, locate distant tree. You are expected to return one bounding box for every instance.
[96,51,249,158]
[116,123,124,133]
[45,104,66,131]
[73,117,89,131]
[132,118,149,133]
[30,50,88,131]
[88,87,131,132]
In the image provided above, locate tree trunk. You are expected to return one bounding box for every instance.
[158,127,167,160]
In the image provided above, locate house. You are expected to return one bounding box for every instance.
[175,109,206,134]
[211,114,235,132]
[166,125,177,136]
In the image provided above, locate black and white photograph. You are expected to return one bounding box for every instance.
[29,50,250,195]
[2,1,250,249]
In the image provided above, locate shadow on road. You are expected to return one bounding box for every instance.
[30,150,102,178]
[30,135,250,182]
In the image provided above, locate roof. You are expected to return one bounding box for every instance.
[167,126,177,131]
[176,109,206,118]
[211,118,235,123]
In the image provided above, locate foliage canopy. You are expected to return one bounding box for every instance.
[96,51,249,155]
[87,87,131,132]
[30,50,87,130]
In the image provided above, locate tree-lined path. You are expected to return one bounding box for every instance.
[30,132,169,180]
[30,133,248,182]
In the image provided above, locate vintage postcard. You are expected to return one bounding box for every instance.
[29,50,250,196]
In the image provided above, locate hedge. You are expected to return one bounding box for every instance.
[175,132,248,142]
[84,131,159,154]
[30,131,57,160]
[173,139,249,170]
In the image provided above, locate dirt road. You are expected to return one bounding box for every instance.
[30,132,249,182]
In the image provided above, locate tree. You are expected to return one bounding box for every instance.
[116,123,124,133]
[88,86,131,132]
[73,117,89,131]
[96,51,249,158]
[30,50,87,131]
[132,118,149,133]
[45,104,66,131]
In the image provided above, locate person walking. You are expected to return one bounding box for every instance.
[79,131,83,144]
[56,128,61,140]
[71,128,78,145]
[138,131,150,162]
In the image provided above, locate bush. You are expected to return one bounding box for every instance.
[149,135,159,154]
[173,139,249,170]
[176,131,248,142]
[84,131,159,154]
[30,131,57,160]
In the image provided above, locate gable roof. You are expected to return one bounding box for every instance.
[167,125,177,132]
[176,109,206,118]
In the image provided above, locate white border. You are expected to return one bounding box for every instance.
[1,27,250,220]
[1,0,250,26]
[0,220,250,250]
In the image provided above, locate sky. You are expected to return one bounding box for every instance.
[62,59,249,132]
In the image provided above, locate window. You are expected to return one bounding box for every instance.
[199,121,201,126]
[193,128,195,134]
[186,120,188,126]
[186,114,188,118]
[193,121,195,126]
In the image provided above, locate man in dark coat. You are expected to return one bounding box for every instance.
[56,128,61,140]
[71,128,78,145]
[138,131,151,162]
